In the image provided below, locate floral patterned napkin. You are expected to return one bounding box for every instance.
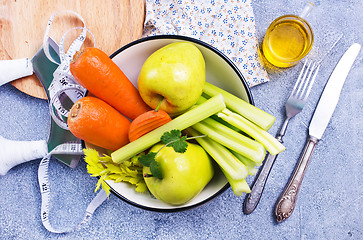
[143,0,269,87]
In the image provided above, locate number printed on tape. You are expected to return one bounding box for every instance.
[37,11,106,234]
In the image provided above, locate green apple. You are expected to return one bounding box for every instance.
[138,42,205,115]
[143,142,214,205]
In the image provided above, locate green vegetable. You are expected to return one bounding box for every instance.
[203,82,275,130]
[84,148,147,196]
[111,94,226,164]
[186,128,251,195]
[218,108,285,155]
[185,128,248,180]
[106,83,283,197]
[221,168,251,196]
[231,150,261,176]
[191,119,266,163]
[197,95,242,132]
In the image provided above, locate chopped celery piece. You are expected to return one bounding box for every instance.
[186,128,248,180]
[221,168,251,196]
[201,117,260,150]
[231,150,261,176]
[203,82,275,130]
[192,119,265,163]
[196,95,208,104]
[218,109,285,155]
[111,94,226,164]
[197,95,241,132]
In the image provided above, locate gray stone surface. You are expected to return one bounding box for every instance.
[0,0,362,239]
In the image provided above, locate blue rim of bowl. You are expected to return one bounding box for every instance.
[91,35,254,212]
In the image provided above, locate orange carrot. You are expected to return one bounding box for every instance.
[70,47,151,120]
[128,109,172,142]
[67,96,131,151]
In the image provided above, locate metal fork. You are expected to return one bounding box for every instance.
[243,61,320,214]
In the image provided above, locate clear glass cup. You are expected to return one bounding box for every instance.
[262,2,314,68]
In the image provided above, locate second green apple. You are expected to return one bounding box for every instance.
[143,142,214,205]
[138,42,206,115]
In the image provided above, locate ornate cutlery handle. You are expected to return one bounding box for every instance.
[274,136,319,222]
[244,153,278,214]
[243,117,290,214]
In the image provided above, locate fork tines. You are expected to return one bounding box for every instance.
[290,61,320,102]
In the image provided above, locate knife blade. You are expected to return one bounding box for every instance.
[274,43,361,223]
[309,43,361,139]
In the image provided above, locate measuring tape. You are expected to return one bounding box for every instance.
[49,83,86,129]
[44,11,97,130]
[37,11,107,233]
[38,143,107,233]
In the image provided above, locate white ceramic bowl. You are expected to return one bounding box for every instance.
[100,35,253,212]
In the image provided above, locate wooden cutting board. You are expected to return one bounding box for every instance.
[0,0,145,99]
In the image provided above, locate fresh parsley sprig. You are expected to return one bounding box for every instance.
[138,129,206,180]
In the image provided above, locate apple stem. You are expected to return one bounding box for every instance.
[143,173,153,178]
[155,98,163,112]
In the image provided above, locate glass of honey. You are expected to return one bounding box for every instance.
[262,2,314,68]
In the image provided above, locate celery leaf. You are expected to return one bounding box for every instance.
[84,148,146,196]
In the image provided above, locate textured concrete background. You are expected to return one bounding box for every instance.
[0,0,362,239]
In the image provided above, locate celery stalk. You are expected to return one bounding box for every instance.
[187,128,251,196]
[221,168,251,195]
[196,95,208,104]
[197,95,248,133]
[111,94,226,164]
[191,121,265,163]
[201,117,262,150]
[218,109,285,155]
[231,150,261,176]
[203,82,275,130]
[186,128,248,180]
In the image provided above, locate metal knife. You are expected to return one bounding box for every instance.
[274,43,361,223]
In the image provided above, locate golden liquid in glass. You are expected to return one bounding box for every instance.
[263,16,313,68]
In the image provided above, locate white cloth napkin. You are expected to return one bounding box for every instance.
[143,0,269,87]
